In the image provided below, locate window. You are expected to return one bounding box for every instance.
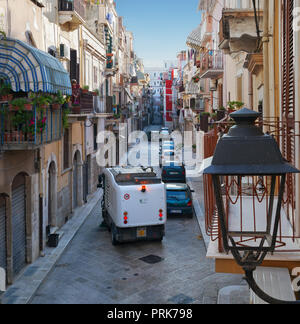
[93,123,98,151]
[93,66,98,85]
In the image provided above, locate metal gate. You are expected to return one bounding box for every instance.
[0,195,6,272]
[12,181,26,277]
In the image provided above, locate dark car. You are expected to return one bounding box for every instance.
[162,162,186,183]
[166,183,194,217]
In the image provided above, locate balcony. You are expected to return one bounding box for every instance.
[199,50,224,80]
[58,0,86,31]
[0,103,63,150]
[203,119,300,273]
[219,9,263,54]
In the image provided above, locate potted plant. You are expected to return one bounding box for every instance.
[52,91,65,110]
[91,89,99,96]
[82,85,89,94]
[62,108,70,129]
[0,83,13,101]
[29,93,52,110]
[25,115,47,140]
[227,101,244,114]
[9,97,31,111]
[211,112,218,121]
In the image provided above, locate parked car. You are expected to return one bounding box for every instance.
[160,143,175,156]
[160,150,175,167]
[162,162,186,183]
[160,129,170,142]
[166,183,194,218]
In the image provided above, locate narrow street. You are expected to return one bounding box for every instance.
[30,198,246,304]
[30,126,247,305]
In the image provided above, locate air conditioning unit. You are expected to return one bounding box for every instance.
[59,44,70,60]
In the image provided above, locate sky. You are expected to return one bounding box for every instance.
[115,0,201,68]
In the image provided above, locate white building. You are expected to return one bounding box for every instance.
[144,67,165,108]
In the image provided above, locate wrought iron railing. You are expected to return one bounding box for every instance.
[0,103,63,147]
[203,118,300,253]
[200,50,224,76]
[58,0,86,19]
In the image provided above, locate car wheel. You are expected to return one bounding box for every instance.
[188,209,195,219]
[111,224,119,246]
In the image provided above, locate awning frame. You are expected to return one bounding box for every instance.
[0,37,72,95]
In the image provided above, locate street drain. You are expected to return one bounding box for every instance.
[139,255,163,264]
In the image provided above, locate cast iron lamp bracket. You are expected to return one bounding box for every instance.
[204,108,300,304]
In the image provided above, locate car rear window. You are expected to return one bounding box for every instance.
[167,190,188,200]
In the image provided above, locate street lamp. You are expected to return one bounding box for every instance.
[204,108,300,304]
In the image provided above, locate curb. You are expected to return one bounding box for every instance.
[2,189,102,304]
[187,176,210,251]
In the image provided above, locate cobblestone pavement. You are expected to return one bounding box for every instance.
[30,200,248,304]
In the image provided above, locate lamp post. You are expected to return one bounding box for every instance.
[204,108,300,304]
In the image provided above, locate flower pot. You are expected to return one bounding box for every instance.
[51,103,60,110]
[1,94,13,102]
[24,103,33,111]
[72,106,81,114]
[81,89,89,94]
[9,105,21,111]
[39,104,49,110]
[91,92,98,96]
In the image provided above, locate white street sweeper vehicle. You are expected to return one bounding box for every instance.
[99,167,167,245]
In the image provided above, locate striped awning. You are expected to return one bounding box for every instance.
[186,25,202,49]
[0,37,72,95]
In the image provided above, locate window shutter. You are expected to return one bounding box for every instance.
[70,49,78,83]
[281,0,295,217]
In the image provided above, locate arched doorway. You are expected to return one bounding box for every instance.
[0,194,7,275]
[48,162,57,227]
[11,173,27,278]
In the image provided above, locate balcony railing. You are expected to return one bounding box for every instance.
[199,50,224,80]
[71,88,94,114]
[0,103,63,149]
[203,118,300,253]
[58,0,85,17]
[58,0,86,29]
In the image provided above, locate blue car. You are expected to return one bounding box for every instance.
[166,183,194,218]
[162,163,186,183]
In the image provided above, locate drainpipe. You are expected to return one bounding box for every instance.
[248,71,253,110]
[262,0,270,118]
